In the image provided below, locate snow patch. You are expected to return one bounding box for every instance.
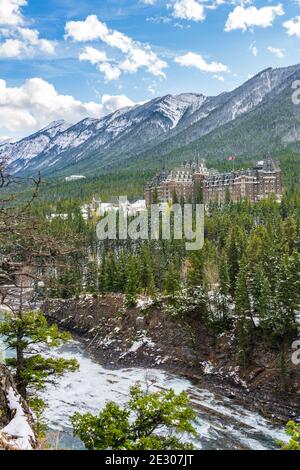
[1,387,35,450]
[120,332,155,358]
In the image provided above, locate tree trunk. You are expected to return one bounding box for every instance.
[16,332,27,400]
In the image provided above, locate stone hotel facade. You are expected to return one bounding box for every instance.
[145,159,282,206]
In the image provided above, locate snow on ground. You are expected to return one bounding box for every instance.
[1,387,35,450]
[136,297,153,310]
[200,361,248,389]
[120,332,155,358]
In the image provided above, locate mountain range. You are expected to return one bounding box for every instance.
[2,63,300,178]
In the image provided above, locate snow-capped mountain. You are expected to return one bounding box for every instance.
[1,120,73,173]
[7,93,207,176]
[0,137,15,146]
[4,64,300,177]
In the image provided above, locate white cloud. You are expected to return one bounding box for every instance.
[171,0,206,22]
[283,16,300,37]
[213,74,225,82]
[0,28,56,57]
[225,4,284,32]
[0,77,135,134]
[79,46,121,82]
[0,2,56,58]
[0,0,26,26]
[267,46,285,58]
[19,28,55,54]
[142,0,157,4]
[175,51,228,73]
[79,46,108,64]
[100,94,135,115]
[65,15,168,80]
[250,42,258,57]
[148,83,157,94]
[99,62,121,81]
[0,38,23,57]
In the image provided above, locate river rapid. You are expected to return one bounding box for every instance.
[0,311,288,450]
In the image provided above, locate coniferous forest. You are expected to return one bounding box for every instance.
[1,150,300,453]
[1,0,300,454]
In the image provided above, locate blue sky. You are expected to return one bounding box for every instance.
[1,0,300,139]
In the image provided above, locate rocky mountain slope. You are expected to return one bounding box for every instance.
[146,66,300,164]
[3,64,300,177]
[0,120,72,174]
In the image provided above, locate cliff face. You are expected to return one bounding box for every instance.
[44,294,196,372]
[0,364,36,450]
[43,294,300,422]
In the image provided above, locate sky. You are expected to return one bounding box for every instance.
[1,0,300,139]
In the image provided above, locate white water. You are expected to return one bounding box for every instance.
[38,342,288,450]
[0,314,288,450]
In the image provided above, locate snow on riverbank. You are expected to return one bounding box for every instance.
[1,387,36,450]
[38,341,288,450]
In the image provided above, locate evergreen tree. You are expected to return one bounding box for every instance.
[72,384,196,450]
[219,254,230,297]
[272,253,299,340]
[125,257,140,307]
[139,245,156,296]
[152,188,159,204]
[102,252,117,292]
[163,261,181,296]
[283,216,297,254]
[235,259,252,367]
[226,226,246,296]
[279,421,300,450]
[85,260,98,294]
[194,181,203,205]
[0,311,78,401]
[172,190,179,204]
[114,251,128,293]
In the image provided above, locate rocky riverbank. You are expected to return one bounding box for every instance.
[43,294,300,424]
[0,364,36,450]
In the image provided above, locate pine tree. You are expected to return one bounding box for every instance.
[194,182,203,205]
[140,248,157,298]
[279,421,300,450]
[235,259,252,367]
[172,190,179,204]
[125,257,140,307]
[219,254,230,297]
[72,384,196,450]
[114,251,128,293]
[272,253,299,340]
[102,252,117,292]
[0,311,78,401]
[56,267,82,299]
[85,260,98,294]
[163,261,181,296]
[226,226,246,296]
[283,216,297,254]
[152,188,159,204]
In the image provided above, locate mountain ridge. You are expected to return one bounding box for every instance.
[3,63,300,178]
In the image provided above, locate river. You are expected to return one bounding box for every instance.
[0,311,288,450]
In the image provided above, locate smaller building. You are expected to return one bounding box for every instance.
[93,198,147,218]
[65,175,86,182]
